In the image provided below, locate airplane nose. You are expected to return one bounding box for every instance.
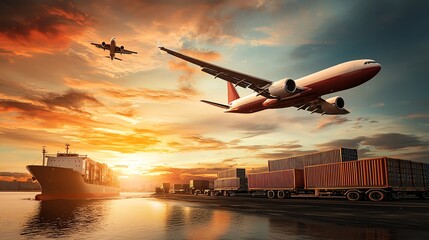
[375,63,381,72]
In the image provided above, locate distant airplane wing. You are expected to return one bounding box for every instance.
[91,43,110,50]
[159,47,274,98]
[293,97,350,115]
[115,47,137,54]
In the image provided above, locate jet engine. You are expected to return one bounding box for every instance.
[321,96,345,113]
[102,42,106,47]
[268,78,296,98]
[120,46,124,54]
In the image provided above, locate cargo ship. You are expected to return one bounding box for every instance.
[27,144,120,200]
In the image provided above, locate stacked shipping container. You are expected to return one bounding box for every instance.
[217,168,246,179]
[268,148,358,171]
[214,168,248,191]
[412,162,424,188]
[82,159,118,187]
[423,164,429,188]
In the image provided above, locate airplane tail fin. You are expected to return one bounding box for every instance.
[227,82,240,104]
[200,100,229,109]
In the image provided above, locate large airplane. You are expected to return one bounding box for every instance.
[159,47,381,115]
[91,37,137,61]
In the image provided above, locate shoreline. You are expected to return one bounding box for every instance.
[154,193,429,230]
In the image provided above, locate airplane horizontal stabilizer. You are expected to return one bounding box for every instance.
[200,100,229,109]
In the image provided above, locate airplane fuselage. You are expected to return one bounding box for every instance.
[226,60,381,113]
[109,38,116,60]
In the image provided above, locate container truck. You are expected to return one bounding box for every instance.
[248,169,303,198]
[213,168,248,196]
[190,180,211,195]
[247,157,429,201]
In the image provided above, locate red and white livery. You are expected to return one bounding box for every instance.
[160,47,381,115]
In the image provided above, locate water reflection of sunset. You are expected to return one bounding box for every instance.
[187,211,231,240]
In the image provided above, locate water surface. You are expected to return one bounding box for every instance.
[0,192,426,239]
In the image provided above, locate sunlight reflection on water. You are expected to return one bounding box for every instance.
[0,192,426,239]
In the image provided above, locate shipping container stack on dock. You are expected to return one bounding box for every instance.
[214,168,248,196]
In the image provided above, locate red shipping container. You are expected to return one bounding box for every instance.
[304,157,424,191]
[248,169,304,190]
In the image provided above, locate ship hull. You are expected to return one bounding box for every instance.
[27,165,120,200]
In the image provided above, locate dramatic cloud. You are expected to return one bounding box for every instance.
[406,114,429,120]
[64,78,198,101]
[0,0,90,55]
[0,99,99,128]
[361,133,426,150]
[166,47,221,95]
[0,172,32,182]
[315,116,349,130]
[317,133,428,160]
[81,129,162,153]
[40,89,103,113]
[167,135,230,152]
[256,149,317,161]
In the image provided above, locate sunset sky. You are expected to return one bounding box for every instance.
[1,0,428,188]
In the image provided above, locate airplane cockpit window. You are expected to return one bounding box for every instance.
[364,61,377,65]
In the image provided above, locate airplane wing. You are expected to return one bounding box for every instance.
[159,47,274,98]
[293,97,350,115]
[115,47,137,54]
[91,43,110,50]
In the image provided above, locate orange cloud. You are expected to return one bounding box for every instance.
[0,99,100,128]
[0,1,90,55]
[64,78,198,101]
[181,48,221,61]
[82,130,162,154]
[166,48,221,96]
[0,172,32,182]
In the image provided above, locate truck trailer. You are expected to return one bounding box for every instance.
[247,157,429,201]
[213,168,248,196]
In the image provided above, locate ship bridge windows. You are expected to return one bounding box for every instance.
[364,61,377,65]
